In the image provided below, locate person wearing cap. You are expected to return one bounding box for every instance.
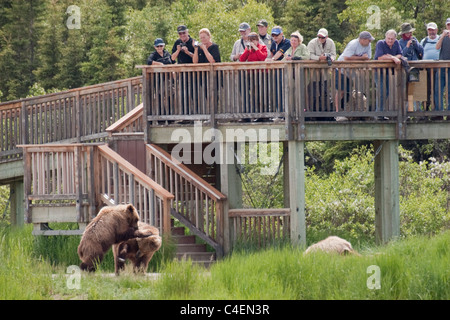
[283,31,309,61]
[306,28,336,117]
[399,23,424,61]
[171,25,195,64]
[256,19,272,48]
[335,31,375,121]
[267,26,291,61]
[230,22,252,61]
[435,18,450,110]
[307,28,336,61]
[420,23,441,112]
[421,22,440,60]
[147,38,174,65]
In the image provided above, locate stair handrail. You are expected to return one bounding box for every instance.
[146,144,226,201]
[146,143,226,257]
[106,103,144,135]
[97,144,174,235]
[0,76,143,163]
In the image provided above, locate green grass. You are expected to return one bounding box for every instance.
[1,225,449,300]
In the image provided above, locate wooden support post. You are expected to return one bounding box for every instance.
[287,140,306,246]
[374,140,400,244]
[219,142,242,254]
[9,180,24,227]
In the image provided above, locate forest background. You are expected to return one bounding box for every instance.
[1,0,450,240]
[1,0,450,101]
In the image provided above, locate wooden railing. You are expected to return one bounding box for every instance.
[141,61,450,136]
[20,144,174,235]
[21,144,96,224]
[97,145,174,235]
[146,143,226,257]
[405,61,450,115]
[228,208,290,248]
[0,77,143,163]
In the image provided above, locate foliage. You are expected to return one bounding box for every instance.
[240,143,450,242]
[2,0,450,99]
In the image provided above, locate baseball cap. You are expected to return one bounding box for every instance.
[177,25,188,33]
[257,19,268,27]
[446,18,450,25]
[318,28,328,37]
[154,38,165,46]
[426,22,437,30]
[359,31,375,41]
[271,26,282,35]
[239,22,251,31]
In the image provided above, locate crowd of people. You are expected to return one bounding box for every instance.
[146,18,450,117]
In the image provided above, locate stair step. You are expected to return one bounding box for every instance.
[173,235,196,244]
[171,226,186,236]
[176,243,207,253]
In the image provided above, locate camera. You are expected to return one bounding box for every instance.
[194,41,199,47]
[411,39,416,45]
[324,53,333,66]
[180,42,186,47]
[246,44,251,50]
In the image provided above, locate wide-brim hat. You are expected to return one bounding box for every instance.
[399,23,415,35]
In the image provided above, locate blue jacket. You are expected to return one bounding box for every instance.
[399,37,424,61]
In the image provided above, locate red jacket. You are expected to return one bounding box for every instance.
[239,43,267,62]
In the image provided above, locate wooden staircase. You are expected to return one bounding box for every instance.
[172,221,215,268]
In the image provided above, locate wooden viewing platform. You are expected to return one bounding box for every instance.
[1,60,450,256]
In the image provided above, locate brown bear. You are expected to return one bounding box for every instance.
[112,222,162,275]
[304,236,361,256]
[77,204,151,272]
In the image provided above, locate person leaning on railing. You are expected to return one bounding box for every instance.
[436,18,450,111]
[373,29,402,117]
[334,31,374,122]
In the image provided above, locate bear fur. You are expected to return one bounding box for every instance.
[304,236,360,256]
[77,204,151,272]
[113,222,162,275]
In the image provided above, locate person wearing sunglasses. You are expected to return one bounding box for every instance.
[267,26,291,61]
[171,25,195,64]
[147,38,174,65]
[307,28,336,62]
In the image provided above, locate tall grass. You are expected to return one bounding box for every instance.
[1,224,448,300]
[0,226,53,299]
[154,231,450,300]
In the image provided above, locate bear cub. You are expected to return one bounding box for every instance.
[113,222,162,275]
[77,204,151,272]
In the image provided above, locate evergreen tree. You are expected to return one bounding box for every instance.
[80,0,128,84]
[0,0,45,100]
[34,0,66,91]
